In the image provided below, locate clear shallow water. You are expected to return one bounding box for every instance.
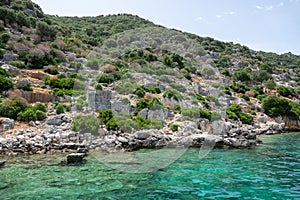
[0,132,299,200]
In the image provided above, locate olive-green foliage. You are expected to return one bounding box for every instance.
[99,109,114,125]
[0,103,18,119]
[86,58,100,70]
[36,21,57,41]
[17,108,37,122]
[136,98,163,112]
[134,85,161,98]
[72,115,99,135]
[98,74,115,84]
[233,69,251,82]
[36,110,47,120]
[181,107,200,120]
[1,33,10,43]
[226,104,253,124]
[0,75,13,93]
[251,85,264,97]
[0,68,12,77]
[9,60,26,69]
[163,90,183,102]
[34,102,47,112]
[169,124,180,132]
[170,83,186,93]
[262,95,300,119]
[276,85,293,97]
[75,97,87,111]
[263,79,276,90]
[56,104,65,114]
[260,62,274,73]
[44,66,59,75]
[251,70,272,83]
[17,81,32,91]
[240,94,250,101]
[214,57,228,68]
[114,80,138,95]
[230,82,250,94]
[194,93,210,109]
[44,76,51,85]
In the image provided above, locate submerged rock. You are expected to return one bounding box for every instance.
[66,153,86,164]
[0,160,6,166]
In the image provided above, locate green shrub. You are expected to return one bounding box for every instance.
[239,112,253,124]
[98,74,115,84]
[99,109,114,125]
[263,79,276,90]
[17,108,37,122]
[95,83,103,90]
[56,104,65,114]
[163,90,183,101]
[233,69,251,82]
[17,81,32,91]
[36,110,47,121]
[0,75,13,92]
[44,76,51,85]
[276,85,292,97]
[9,60,26,69]
[136,98,151,112]
[0,103,18,119]
[262,95,290,117]
[199,109,212,119]
[34,103,47,112]
[230,82,250,94]
[182,107,200,120]
[44,66,59,75]
[106,118,119,131]
[226,104,253,124]
[251,70,273,83]
[72,115,99,135]
[1,33,10,43]
[169,124,180,132]
[174,104,181,114]
[241,94,250,101]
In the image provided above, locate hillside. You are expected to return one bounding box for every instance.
[0,0,300,154]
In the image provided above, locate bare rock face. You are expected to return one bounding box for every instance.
[21,90,56,103]
[1,64,21,76]
[89,90,113,111]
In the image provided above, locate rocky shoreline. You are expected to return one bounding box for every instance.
[0,112,293,156]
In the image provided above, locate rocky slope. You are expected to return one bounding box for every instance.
[0,0,299,155]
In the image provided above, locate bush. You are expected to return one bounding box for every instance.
[182,107,200,120]
[169,124,180,132]
[251,70,272,83]
[226,104,253,124]
[241,94,250,101]
[44,66,59,75]
[72,115,99,135]
[17,108,37,122]
[9,60,26,69]
[230,82,250,94]
[163,90,183,102]
[1,33,10,43]
[17,81,32,91]
[34,103,47,112]
[199,109,212,120]
[0,75,13,92]
[233,69,251,82]
[263,79,276,90]
[0,103,18,119]
[276,85,292,97]
[99,109,114,125]
[261,95,291,117]
[36,110,47,121]
[56,104,65,114]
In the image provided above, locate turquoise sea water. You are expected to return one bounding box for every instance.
[0,132,299,199]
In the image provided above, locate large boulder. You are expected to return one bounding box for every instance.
[88,90,113,111]
[1,64,21,76]
[1,118,14,130]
